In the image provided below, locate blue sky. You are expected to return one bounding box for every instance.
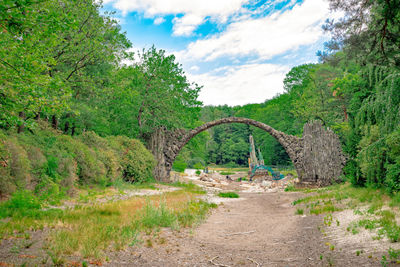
[102,0,338,106]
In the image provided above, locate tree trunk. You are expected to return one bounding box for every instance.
[52,115,58,130]
[147,127,170,182]
[64,113,70,134]
[71,123,76,136]
[17,111,26,133]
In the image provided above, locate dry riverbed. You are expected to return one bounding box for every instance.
[0,171,397,266]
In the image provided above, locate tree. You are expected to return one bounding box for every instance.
[323,0,400,68]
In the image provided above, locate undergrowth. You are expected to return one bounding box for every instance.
[292,182,400,247]
[0,188,216,261]
[218,192,239,198]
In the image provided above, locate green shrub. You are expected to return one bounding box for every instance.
[139,200,177,229]
[220,171,234,175]
[0,190,41,218]
[177,200,217,227]
[195,170,201,175]
[5,138,31,190]
[57,156,78,192]
[80,131,109,150]
[0,123,155,197]
[172,159,187,173]
[107,136,155,183]
[218,192,239,198]
[0,132,14,196]
[80,131,121,182]
[295,208,304,215]
[26,146,47,180]
[171,181,206,194]
[55,135,106,184]
[193,162,203,170]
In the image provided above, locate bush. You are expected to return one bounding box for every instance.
[0,131,14,196]
[172,159,187,173]
[108,136,155,183]
[218,192,239,198]
[55,135,107,184]
[193,162,203,170]
[0,190,41,218]
[81,131,121,182]
[4,138,31,190]
[195,170,201,175]
[0,122,155,197]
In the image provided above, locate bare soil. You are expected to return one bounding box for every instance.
[104,190,381,266]
[0,174,386,266]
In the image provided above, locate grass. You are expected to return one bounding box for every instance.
[169,181,206,194]
[220,171,235,175]
[291,182,400,244]
[218,192,240,198]
[295,208,304,215]
[0,185,216,261]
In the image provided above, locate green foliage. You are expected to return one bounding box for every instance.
[195,170,201,175]
[0,190,41,218]
[107,136,155,183]
[170,182,206,194]
[0,0,131,130]
[220,171,234,175]
[295,208,304,215]
[193,162,204,170]
[139,200,177,229]
[172,158,187,173]
[218,192,239,198]
[176,200,217,227]
[0,122,155,197]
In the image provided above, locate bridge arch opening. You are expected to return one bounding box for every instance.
[148,118,346,186]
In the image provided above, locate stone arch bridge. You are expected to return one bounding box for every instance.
[148,117,346,186]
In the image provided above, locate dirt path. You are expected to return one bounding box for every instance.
[107,191,380,266]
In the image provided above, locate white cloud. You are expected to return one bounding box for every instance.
[188,63,289,106]
[153,17,165,25]
[105,0,248,35]
[190,65,200,72]
[177,0,330,61]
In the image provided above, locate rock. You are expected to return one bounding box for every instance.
[261,180,272,188]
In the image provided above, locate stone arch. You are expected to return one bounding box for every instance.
[148,118,346,186]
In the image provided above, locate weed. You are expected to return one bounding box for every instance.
[356,250,360,256]
[381,255,388,267]
[140,200,177,229]
[170,181,206,194]
[358,219,379,230]
[295,208,304,215]
[0,190,41,218]
[388,247,400,260]
[310,203,340,215]
[10,245,20,254]
[220,171,234,175]
[326,255,335,266]
[323,214,333,226]
[218,192,239,198]
[145,239,153,248]
[284,184,296,192]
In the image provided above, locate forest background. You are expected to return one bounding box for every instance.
[0,0,399,200]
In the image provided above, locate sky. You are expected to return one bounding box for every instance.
[101,0,338,106]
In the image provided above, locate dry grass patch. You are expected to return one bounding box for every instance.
[0,183,216,263]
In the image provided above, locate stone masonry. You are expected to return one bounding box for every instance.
[148,117,346,186]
